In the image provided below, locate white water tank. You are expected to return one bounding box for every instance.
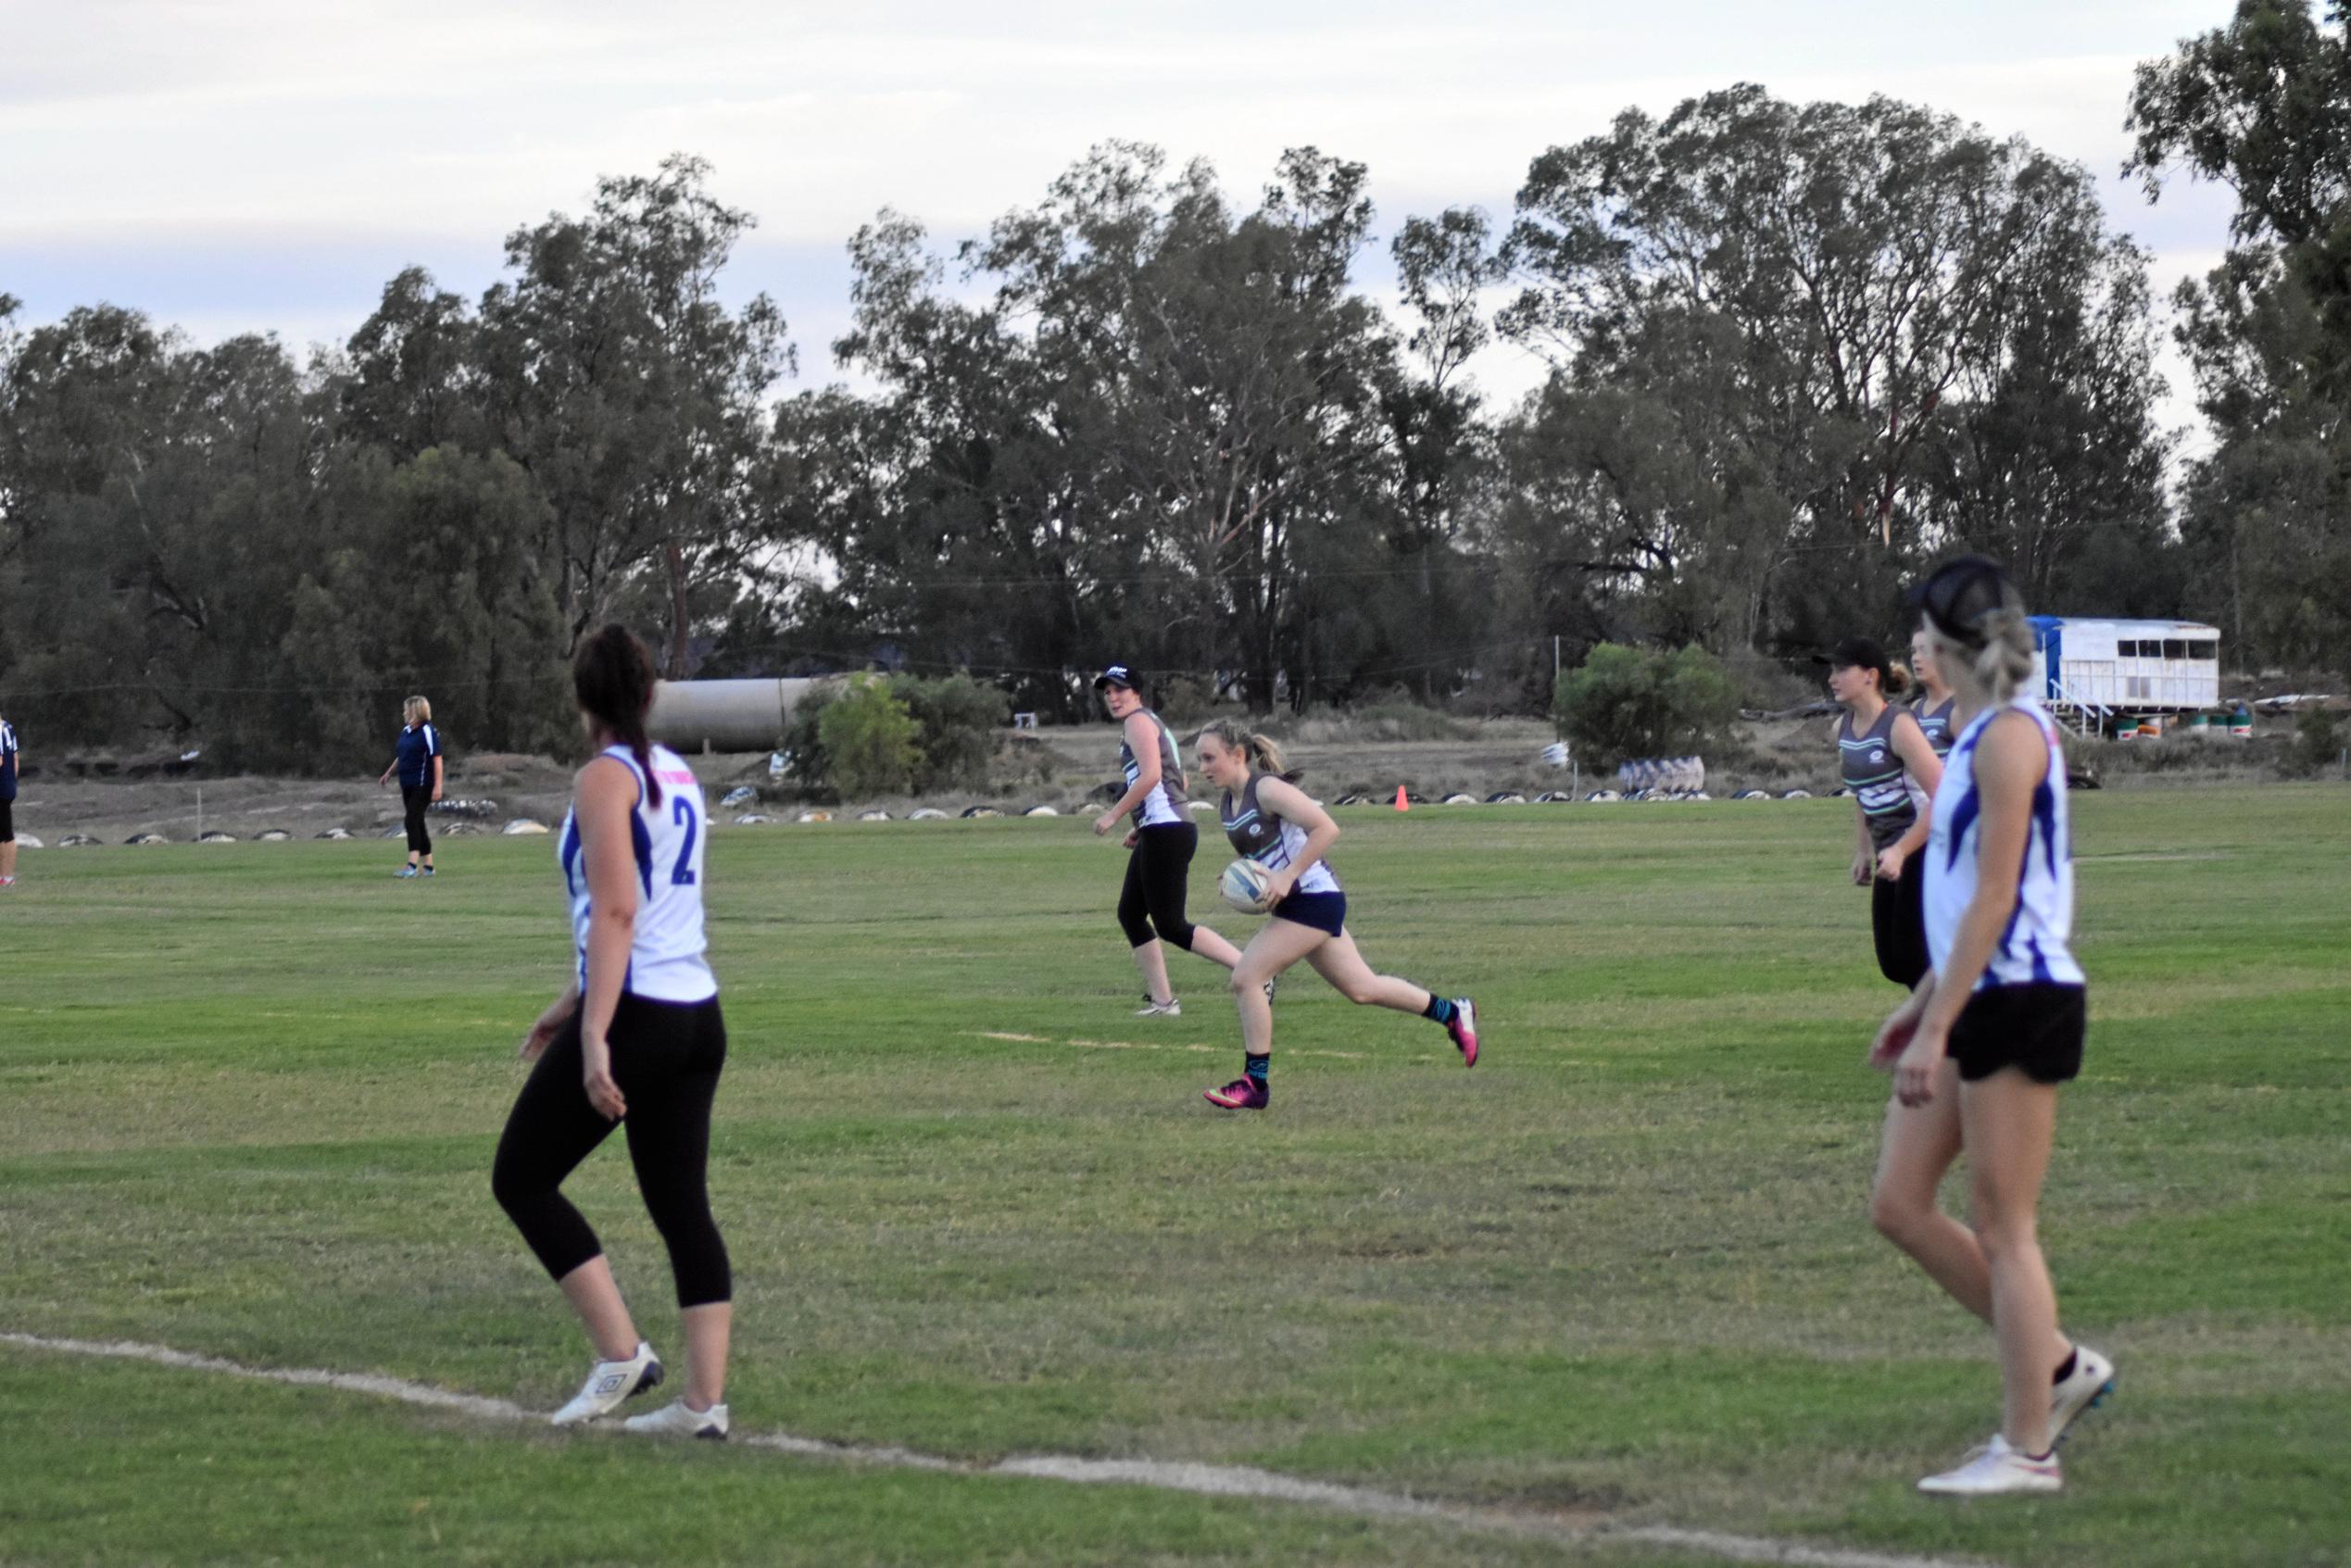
[646,678,825,752]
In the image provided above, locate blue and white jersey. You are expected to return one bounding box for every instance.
[559,744,717,1004]
[1219,774,1341,895]
[395,722,443,789]
[1925,699,2084,991]
[0,718,18,802]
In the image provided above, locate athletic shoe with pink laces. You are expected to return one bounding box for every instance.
[1447,997,1478,1067]
[1203,1076,1268,1110]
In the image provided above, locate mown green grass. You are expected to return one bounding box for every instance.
[4,790,2347,1566]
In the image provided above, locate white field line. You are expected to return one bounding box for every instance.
[3,1332,1996,1568]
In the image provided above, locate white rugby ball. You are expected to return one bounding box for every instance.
[1220,858,1275,913]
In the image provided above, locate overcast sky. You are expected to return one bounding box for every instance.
[2,0,2241,423]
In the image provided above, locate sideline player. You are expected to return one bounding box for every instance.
[1826,639,1942,985]
[1869,557,2113,1496]
[1,707,19,888]
[1089,662,1242,1014]
[378,696,445,878]
[1193,720,1477,1109]
[493,624,736,1439]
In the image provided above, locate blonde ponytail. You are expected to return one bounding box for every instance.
[1971,608,2035,704]
[1199,719,1299,781]
[1883,662,1914,700]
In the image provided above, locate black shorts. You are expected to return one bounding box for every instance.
[1271,889,1347,938]
[1950,984,2087,1085]
[1871,867,1930,987]
[0,797,12,844]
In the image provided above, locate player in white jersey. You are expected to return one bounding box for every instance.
[1867,558,2112,1497]
[493,624,736,1440]
[1089,662,1243,1017]
[1191,721,1477,1110]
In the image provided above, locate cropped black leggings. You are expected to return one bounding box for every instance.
[491,993,732,1308]
[401,784,434,856]
[1118,822,1200,951]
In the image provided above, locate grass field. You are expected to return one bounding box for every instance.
[4,789,2348,1567]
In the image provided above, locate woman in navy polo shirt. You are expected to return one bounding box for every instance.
[0,708,20,889]
[378,696,445,878]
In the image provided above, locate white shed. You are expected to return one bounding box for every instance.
[2029,616,2221,716]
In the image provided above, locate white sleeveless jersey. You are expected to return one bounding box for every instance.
[1924,699,2084,990]
[559,744,717,1003]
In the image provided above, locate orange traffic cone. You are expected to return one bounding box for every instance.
[1393,784,1410,812]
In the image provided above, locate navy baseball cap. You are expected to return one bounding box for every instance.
[1092,662,1139,691]
[1909,556,2017,648]
[1819,636,1892,684]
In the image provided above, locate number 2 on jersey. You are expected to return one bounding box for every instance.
[671,796,699,885]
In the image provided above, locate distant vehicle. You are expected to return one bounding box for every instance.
[2029,617,2220,729]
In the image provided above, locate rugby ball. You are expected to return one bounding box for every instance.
[1220,858,1276,914]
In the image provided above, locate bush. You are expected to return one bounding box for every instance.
[889,673,1010,792]
[816,676,922,797]
[1554,643,1741,768]
[785,672,1012,797]
[2290,706,2345,776]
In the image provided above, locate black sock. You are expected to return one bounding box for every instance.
[2052,1350,2077,1386]
[1421,995,1456,1027]
[1245,1053,1269,1086]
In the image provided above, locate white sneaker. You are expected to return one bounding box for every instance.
[2050,1346,2115,1445]
[1136,997,1181,1017]
[1918,1434,2062,1495]
[623,1399,730,1440]
[548,1340,663,1425]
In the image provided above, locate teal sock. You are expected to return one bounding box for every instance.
[1422,996,1457,1027]
[1245,1053,1269,1085]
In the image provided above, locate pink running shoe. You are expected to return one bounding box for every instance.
[1203,1076,1268,1110]
[1447,997,1478,1067]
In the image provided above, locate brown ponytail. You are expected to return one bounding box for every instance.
[572,623,663,809]
[1883,661,1914,700]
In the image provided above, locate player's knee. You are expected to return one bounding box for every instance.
[489,1159,537,1218]
[1119,909,1155,947]
[1968,1202,2039,1262]
[1869,1185,1925,1243]
[1163,922,1196,952]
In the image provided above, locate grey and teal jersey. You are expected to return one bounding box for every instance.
[0,718,17,801]
[1925,699,2083,990]
[1219,773,1340,895]
[1119,709,1188,829]
[1915,697,1956,759]
[1838,703,1923,851]
[559,744,716,1004]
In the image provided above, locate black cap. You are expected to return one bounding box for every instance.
[1092,662,1138,691]
[1909,556,2018,648]
[1820,636,1892,685]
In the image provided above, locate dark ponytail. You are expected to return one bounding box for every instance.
[572,623,663,809]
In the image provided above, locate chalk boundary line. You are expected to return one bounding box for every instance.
[4,1332,1993,1568]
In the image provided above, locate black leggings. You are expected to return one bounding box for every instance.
[402,785,434,856]
[1118,822,1200,950]
[1871,864,1930,987]
[492,993,732,1308]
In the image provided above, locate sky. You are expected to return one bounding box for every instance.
[1,0,2244,429]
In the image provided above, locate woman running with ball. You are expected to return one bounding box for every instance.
[1869,557,2112,1496]
[493,624,736,1440]
[1193,720,1477,1109]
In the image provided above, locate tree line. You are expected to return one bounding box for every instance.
[3,11,2343,771]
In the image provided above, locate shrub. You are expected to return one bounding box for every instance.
[780,681,839,791]
[816,676,922,797]
[1554,643,1741,768]
[2290,706,2345,776]
[888,673,1010,792]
